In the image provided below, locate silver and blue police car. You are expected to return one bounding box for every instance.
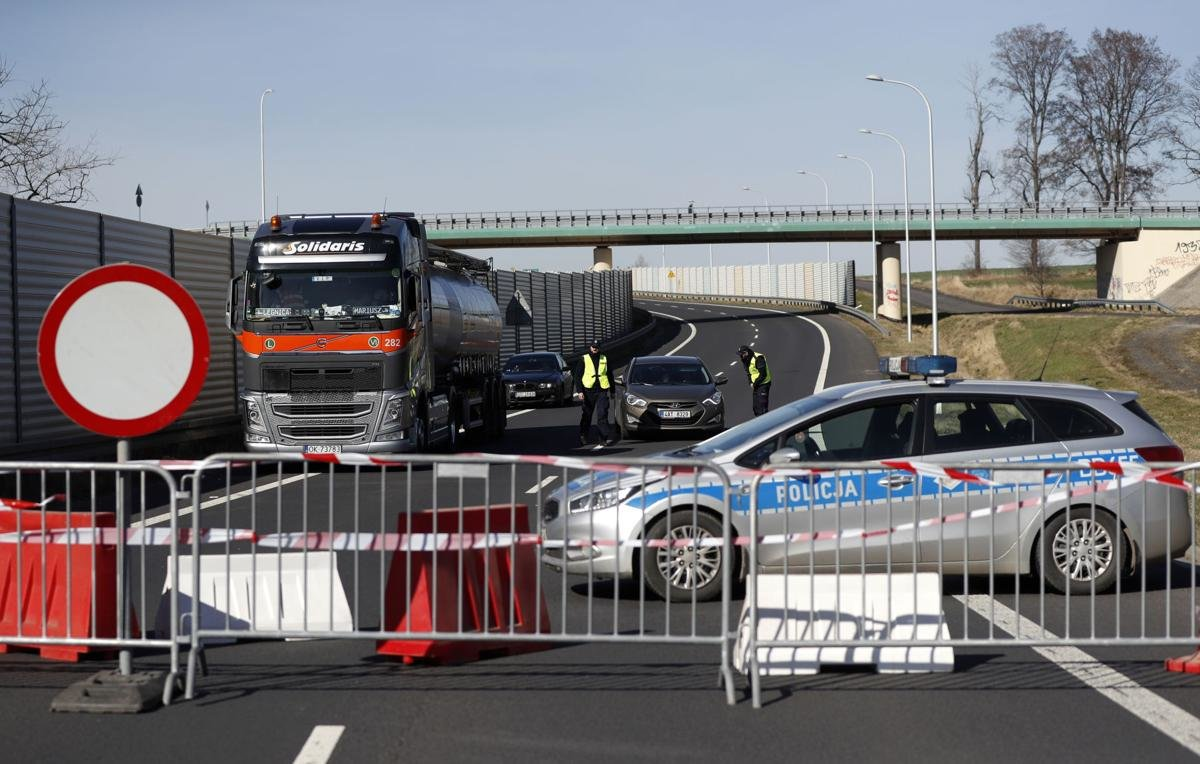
[541,356,1190,602]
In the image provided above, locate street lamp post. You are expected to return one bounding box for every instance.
[836,154,877,318]
[741,186,771,265]
[795,170,831,264]
[859,128,912,342]
[867,74,939,354]
[259,88,273,223]
[689,199,714,267]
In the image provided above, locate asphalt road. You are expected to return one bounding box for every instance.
[856,277,1018,315]
[3,299,1200,762]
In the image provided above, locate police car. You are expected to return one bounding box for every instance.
[541,356,1190,602]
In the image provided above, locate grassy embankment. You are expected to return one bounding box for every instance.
[907,264,1097,303]
[852,289,1200,459]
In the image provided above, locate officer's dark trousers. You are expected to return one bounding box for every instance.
[752,382,771,416]
[580,388,613,441]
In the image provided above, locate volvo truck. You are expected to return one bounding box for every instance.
[227,212,505,453]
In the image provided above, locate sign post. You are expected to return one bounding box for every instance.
[38,263,209,679]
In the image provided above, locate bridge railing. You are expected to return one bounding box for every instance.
[199,202,1200,236]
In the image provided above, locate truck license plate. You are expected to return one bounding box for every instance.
[515,392,537,399]
[660,410,690,419]
[303,444,342,454]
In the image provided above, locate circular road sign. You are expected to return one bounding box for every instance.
[37,263,210,438]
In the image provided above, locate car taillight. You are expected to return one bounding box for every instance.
[1135,445,1184,463]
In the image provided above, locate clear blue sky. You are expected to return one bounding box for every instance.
[4,0,1198,273]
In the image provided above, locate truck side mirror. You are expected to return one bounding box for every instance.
[227,274,244,334]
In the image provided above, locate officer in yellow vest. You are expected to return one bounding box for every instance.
[574,340,617,446]
[737,345,772,416]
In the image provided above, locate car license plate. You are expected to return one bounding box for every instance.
[303,444,342,454]
[515,391,537,399]
[660,410,691,419]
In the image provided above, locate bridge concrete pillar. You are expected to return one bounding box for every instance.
[592,246,613,271]
[876,242,902,321]
[1096,229,1200,308]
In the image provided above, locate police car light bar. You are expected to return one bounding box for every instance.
[879,355,957,383]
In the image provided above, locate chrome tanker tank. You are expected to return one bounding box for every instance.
[426,265,502,366]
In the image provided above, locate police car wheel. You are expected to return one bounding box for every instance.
[1037,508,1123,595]
[643,511,724,602]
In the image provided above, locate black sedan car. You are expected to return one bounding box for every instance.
[615,355,726,438]
[503,352,574,406]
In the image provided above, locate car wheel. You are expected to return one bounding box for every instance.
[643,510,725,602]
[1036,508,1124,595]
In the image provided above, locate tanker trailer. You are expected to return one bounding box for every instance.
[226,212,504,453]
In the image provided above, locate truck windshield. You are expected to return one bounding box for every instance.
[246,270,401,320]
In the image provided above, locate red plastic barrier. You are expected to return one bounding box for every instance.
[377,505,551,663]
[0,509,134,661]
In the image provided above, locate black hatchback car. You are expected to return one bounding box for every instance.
[502,352,574,406]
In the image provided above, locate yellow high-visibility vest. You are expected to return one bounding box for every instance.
[748,352,772,385]
[582,354,610,390]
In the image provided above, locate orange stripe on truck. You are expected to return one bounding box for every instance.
[238,329,412,355]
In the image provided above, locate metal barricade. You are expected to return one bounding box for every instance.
[740,459,1199,707]
[182,453,738,703]
[0,461,183,705]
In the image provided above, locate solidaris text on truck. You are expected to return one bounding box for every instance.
[226,212,504,453]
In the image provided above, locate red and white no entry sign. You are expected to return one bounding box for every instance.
[37,263,210,438]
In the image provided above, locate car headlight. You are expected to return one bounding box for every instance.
[703,390,723,406]
[625,393,648,407]
[242,397,267,432]
[568,484,639,513]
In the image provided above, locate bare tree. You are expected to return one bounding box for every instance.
[0,59,114,204]
[962,63,997,271]
[1166,57,1200,184]
[1054,29,1179,204]
[991,24,1073,282]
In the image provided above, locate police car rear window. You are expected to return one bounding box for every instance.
[1122,399,1165,432]
[1024,398,1119,441]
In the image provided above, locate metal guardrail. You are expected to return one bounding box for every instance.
[199,201,1200,237]
[1007,294,1176,314]
[634,290,889,336]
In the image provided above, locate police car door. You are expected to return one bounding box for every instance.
[916,394,1068,569]
[742,396,921,570]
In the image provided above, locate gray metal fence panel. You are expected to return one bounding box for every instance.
[172,231,233,422]
[14,200,101,441]
[571,274,586,355]
[529,272,548,353]
[0,195,14,445]
[102,217,171,273]
[544,273,562,355]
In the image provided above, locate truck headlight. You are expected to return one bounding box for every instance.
[379,394,406,432]
[625,393,648,408]
[703,391,723,406]
[242,397,267,432]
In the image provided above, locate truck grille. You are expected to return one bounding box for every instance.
[263,365,382,393]
[272,403,373,418]
[277,425,367,440]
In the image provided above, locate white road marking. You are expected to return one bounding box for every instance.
[525,475,559,494]
[591,444,605,451]
[750,341,756,347]
[507,408,533,419]
[293,725,345,764]
[647,310,698,356]
[729,361,738,366]
[956,594,1200,756]
[137,472,316,528]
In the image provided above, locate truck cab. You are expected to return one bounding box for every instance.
[227,213,504,453]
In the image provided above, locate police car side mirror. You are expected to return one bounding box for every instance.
[614,375,625,386]
[768,447,802,465]
[715,378,728,386]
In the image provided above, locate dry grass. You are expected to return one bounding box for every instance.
[911,266,1096,304]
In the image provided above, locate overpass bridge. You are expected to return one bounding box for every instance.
[203,202,1200,306]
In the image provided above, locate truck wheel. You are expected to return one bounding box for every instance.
[1036,508,1123,595]
[643,510,725,603]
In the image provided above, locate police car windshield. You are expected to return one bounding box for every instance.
[246,270,401,320]
[673,395,834,457]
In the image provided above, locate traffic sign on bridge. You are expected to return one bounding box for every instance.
[37,263,210,438]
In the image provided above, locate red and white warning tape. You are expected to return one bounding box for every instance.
[0,494,64,510]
